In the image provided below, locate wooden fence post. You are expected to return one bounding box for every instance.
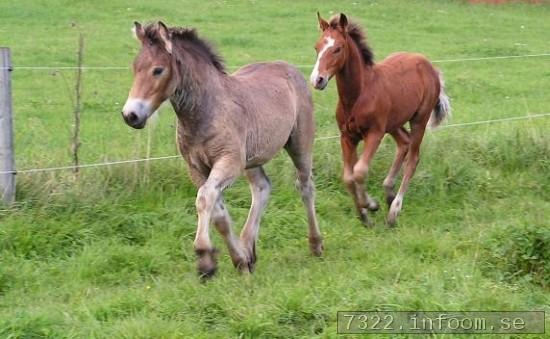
[0,47,15,204]
[72,34,84,175]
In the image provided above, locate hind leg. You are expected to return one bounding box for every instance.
[238,166,271,273]
[383,127,410,207]
[285,133,323,256]
[287,149,324,256]
[387,121,427,226]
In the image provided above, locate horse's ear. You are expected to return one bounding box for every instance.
[339,13,349,31]
[317,12,329,31]
[133,21,145,43]
[157,21,173,54]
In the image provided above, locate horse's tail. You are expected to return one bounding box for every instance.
[428,71,451,129]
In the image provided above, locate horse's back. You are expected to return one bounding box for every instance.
[373,52,440,129]
[379,52,438,78]
[232,61,306,88]
[232,61,294,76]
[229,61,313,167]
[231,61,312,119]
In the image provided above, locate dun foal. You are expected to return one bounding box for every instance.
[122,22,323,278]
[311,13,451,226]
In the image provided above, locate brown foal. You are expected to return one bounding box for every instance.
[311,13,451,226]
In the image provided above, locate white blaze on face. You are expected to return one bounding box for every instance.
[310,37,335,86]
[122,97,152,121]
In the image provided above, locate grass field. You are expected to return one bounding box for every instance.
[1,0,549,338]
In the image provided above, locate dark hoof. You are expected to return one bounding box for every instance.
[358,208,374,227]
[309,236,324,257]
[235,243,257,274]
[386,193,396,207]
[247,242,257,273]
[196,248,218,280]
[367,199,380,212]
[386,218,398,228]
[247,260,255,273]
[386,212,399,228]
[237,258,255,274]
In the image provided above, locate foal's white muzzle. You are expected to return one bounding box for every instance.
[121,97,152,129]
[311,75,329,90]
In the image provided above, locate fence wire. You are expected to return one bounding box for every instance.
[1,112,549,175]
[1,52,549,175]
[1,52,549,71]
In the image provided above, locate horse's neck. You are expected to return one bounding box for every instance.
[336,42,373,113]
[170,62,225,132]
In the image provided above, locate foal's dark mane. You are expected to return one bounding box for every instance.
[143,24,226,73]
[329,16,374,66]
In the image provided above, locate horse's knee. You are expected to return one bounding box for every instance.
[352,161,368,183]
[383,176,396,191]
[255,177,272,204]
[342,172,355,187]
[211,201,224,220]
[299,182,315,203]
[195,185,217,214]
[195,193,208,213]
[297,172,314,193]
[259,176,272,194]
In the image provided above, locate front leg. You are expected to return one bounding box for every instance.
[352,130,384,225]
[211,196,248,272]
[194,158,241,279]
[340,135,378,226]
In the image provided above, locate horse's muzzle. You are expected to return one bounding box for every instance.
[121,110,146,129]
[313,76,329,90]
[122,97,150,129]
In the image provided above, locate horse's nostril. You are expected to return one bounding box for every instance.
[127,112,138,122]
[317,76,325,85]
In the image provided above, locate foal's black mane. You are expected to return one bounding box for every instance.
[144,24,226,73]
[329,16,374,66]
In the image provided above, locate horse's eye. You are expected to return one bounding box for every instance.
[334,47,342,54]
[152,67,164,76]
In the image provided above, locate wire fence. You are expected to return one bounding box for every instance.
[2,112,549,175]
[1,52,550,71]
[313,112,550,141]
[1,51,549,176]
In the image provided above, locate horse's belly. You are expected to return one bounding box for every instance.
[245,126,292,168]
[234,63,307,168]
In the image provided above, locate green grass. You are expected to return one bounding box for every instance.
[1,0,549,338]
